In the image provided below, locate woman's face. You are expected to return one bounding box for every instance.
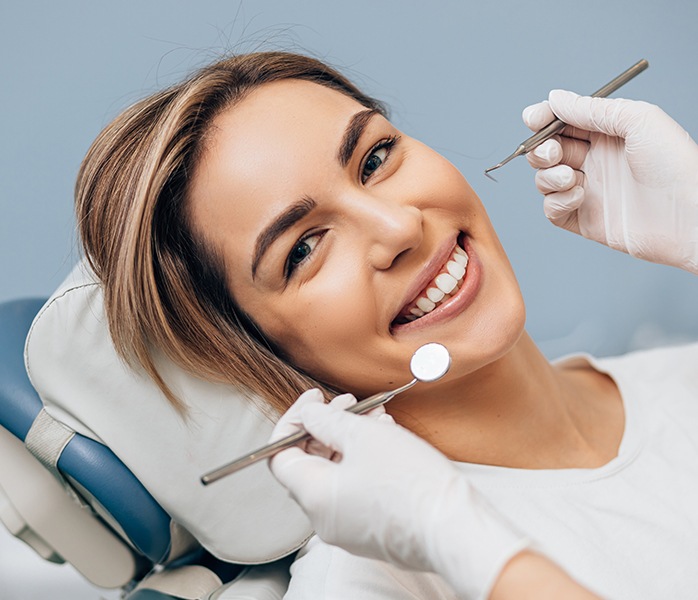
[189,79,525,396]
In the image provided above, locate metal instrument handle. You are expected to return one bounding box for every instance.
[200,379,417,484]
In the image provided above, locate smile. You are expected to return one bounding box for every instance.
[393,239,470,326]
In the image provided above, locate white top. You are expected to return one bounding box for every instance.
[283,342,698,599]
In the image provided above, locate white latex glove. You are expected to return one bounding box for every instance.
[269,390,530,599]
[523,90,698,274]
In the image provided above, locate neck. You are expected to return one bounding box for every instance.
[386,332,623,469]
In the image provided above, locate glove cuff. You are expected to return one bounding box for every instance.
[424,475,533,600]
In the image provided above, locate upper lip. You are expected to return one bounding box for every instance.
[390,233,460,326]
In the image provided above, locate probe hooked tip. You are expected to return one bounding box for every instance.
[484,146,525,180]
[484,168,499,182]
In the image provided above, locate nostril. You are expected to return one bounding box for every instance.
[391,248,412,269]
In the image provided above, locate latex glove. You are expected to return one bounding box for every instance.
[523,90,698,274]
[269,390,530,599]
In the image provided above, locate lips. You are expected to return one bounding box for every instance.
[393,242,469,325]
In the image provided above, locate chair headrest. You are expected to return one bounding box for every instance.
[25,261,312,564]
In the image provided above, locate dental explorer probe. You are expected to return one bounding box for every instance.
[200,343,451,485]
[484,58,649,177]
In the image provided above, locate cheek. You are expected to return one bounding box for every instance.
[249,280,377,385]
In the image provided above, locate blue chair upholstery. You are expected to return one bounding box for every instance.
[0,298,172,563]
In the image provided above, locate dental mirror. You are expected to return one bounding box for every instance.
[201,342,451,485]
[409,342,452,382]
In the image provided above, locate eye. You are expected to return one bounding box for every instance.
[286,232,323,278]
[361,135,399,183]
[362,147,388,181]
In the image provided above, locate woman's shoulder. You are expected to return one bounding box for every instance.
[284,536,456,600]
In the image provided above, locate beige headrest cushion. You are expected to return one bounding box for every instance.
[25,260,312,564]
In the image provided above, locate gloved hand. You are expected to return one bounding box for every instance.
[523,90,698,274]
[269,390,530,599]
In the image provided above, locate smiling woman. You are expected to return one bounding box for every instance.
[185,77,524,400]
[73,50,698,599]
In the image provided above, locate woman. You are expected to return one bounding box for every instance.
[76,51,698,598]
[268,89,698,599]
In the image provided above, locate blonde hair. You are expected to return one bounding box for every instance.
[75,52,387,414]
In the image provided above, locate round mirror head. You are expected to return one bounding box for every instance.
[410,343,451,382]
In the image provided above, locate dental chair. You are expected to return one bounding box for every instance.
[0,262,312,599]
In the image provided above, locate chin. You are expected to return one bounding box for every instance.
[447,287,527,379]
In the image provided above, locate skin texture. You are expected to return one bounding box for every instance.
[490,551,600,600]
[189,79,624,469]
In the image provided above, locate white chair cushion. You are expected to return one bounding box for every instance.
[24,260,312,564]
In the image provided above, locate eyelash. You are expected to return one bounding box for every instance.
[361,135,400,184]
[284,135,401,279]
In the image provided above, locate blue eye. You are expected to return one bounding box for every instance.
[286,233,322,277]
[361,136,399,183]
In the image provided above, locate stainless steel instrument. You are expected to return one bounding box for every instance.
[200,342,451,485]
[484,58,649,177]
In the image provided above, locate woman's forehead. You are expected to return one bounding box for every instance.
[214,79,365,147]
[193,80,366,193]
[188,80,369,277]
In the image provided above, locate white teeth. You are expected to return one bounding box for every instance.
[397,243,470,325]
[426,287,445,303]
[435,273,457,294]
[446,260,465,280]
[453,253,467,267]
[416,297,436,313]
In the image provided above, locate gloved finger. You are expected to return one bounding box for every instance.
[285,393,357,458]
[548,90,647,139]
[543,187,584,233]
[269,447,334,503]
[305,437,335,459]
[523,95,597,142]
[328,391,386,419]
[522,100,555,132]
[299,402,369,452]
[534,164,584,195]
[327,393,357,411]
[526,138,563,168]
[269,388,324,442]
[556,135,590,170]
[268,445,309,475]
[527,137,589,171]
[365,403,387,419]
[378,412,396,424]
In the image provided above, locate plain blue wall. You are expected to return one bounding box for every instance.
[1,0,696,363]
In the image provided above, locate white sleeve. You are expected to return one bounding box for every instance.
[284,536,458,600]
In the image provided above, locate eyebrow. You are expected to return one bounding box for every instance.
[250,109,379,279]
[337,108,379,167]
[251,196,317,279]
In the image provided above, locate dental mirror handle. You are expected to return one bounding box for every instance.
[484,58,649,175]
[200,379,417,485]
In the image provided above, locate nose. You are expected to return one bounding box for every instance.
[344,191,424,270]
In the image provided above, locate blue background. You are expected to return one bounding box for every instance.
[2,1,697,360]
[1,1,697,596]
